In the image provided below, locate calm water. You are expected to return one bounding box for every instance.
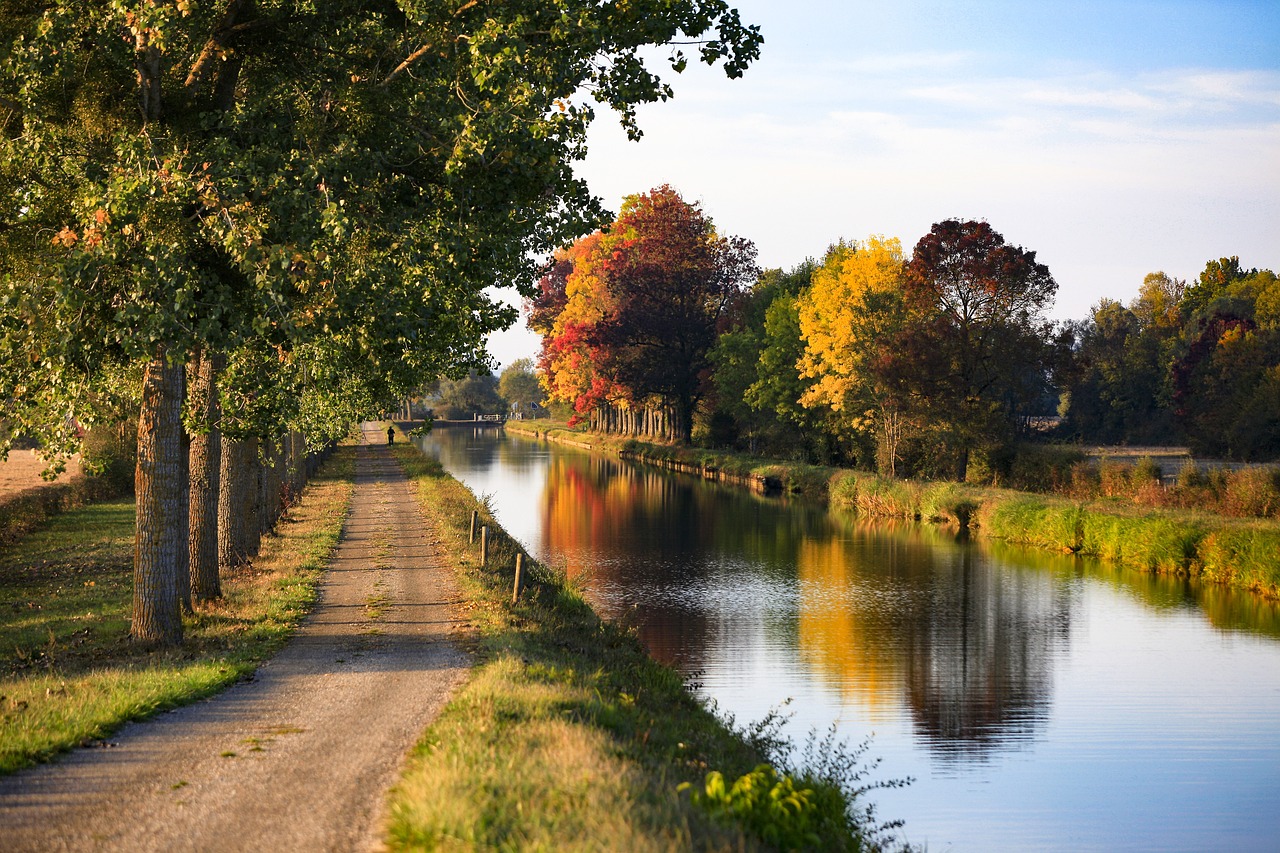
[416,427,1280,852]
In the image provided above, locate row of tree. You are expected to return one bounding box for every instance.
[1,3,763,644]
[528,187,1277,474]
[1062,260,1279,459]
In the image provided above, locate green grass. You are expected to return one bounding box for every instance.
[0,445,353,774]
[384,440,898,851]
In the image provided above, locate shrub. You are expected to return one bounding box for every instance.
[1007,444,1085,493]
[80,422,137,490]
[683,764,834,851]
[1220,467,1280,519]
[1067,461,1100,500]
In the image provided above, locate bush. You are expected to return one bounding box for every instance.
[1007,444,1085,493]
[1067,461,1101,500]
[1220,468,1280,519]
[80,422,136,490]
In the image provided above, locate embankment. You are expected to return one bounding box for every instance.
[504,422,1280,600]
[385,427,898,851]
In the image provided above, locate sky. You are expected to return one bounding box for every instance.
[486,0,1280,370]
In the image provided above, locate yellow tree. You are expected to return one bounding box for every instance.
[796,236,909,475]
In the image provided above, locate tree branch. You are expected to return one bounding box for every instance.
[380,0,484,88]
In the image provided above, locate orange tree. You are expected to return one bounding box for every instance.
[533,186,757,442]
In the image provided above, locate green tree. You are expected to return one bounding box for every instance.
[498,358,544,416]
[1,1,761,644]
[709,262,824,457]
[437,371,504,420]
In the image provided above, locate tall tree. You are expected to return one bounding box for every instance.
[537,185,758,441]
[796,237,908,474]
[1,2,762,644]
[498,358,544,416]
[894,220,1058,480]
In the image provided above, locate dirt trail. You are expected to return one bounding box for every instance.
[0,426,470,851]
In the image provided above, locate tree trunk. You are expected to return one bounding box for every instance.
[188,350,223,600]
[243,436,262,558]
[218,436,249,571]
[132,352,186,645]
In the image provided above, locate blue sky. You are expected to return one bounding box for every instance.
[487,0,1280,368]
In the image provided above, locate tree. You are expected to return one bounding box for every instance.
[436,371,504,420]
[796,237,908,474]
[499,358,544,416]
[1,2,762,644]
[709,262,833,458]
[893,220,1058,480]
[537,185,758,441]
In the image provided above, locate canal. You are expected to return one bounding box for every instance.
[415,426,1280,852]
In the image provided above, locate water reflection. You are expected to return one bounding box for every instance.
[417,428,1280,851]
[427,428,1080,758]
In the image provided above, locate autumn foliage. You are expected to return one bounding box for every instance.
[531,186,757,442]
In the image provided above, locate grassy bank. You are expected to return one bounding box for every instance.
[504,421,835,496]
[385,431,904,851]
[0,445,353,774]
[504,422,1280,600]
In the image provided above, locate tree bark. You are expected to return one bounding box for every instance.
[243,436,262,558]
[218,436,249,571]
[188,349,223,600]
[133,352,186,645]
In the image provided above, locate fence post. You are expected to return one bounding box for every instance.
[480,526,488,566]
[469,510,478,544]
[512,553,524,604]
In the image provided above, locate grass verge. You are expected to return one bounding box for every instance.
[0,444,353,774]
[384,435,903,851]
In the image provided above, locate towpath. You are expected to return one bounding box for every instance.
[0,425,470,851]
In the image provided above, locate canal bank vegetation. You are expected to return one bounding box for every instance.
[0,446,353,774]
[386,434,911,851]
[504,422,1280,600]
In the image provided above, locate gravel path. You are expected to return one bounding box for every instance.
[0,425,471,851]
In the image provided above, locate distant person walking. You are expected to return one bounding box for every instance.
[387,425,395,445]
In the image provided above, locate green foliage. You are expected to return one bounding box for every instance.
[79,422,136,489]
[497,358,544,415]
[683,764,833,851]
[1006,444,1086,493]
[1198,527,1280,592]
[434,370,504,420]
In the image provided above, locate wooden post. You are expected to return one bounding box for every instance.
[469,510,478,543]
[480,526,488,566]
[512,553,524,604]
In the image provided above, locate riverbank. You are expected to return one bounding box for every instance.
[505,422,1280,600]
[386,425,905,851]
